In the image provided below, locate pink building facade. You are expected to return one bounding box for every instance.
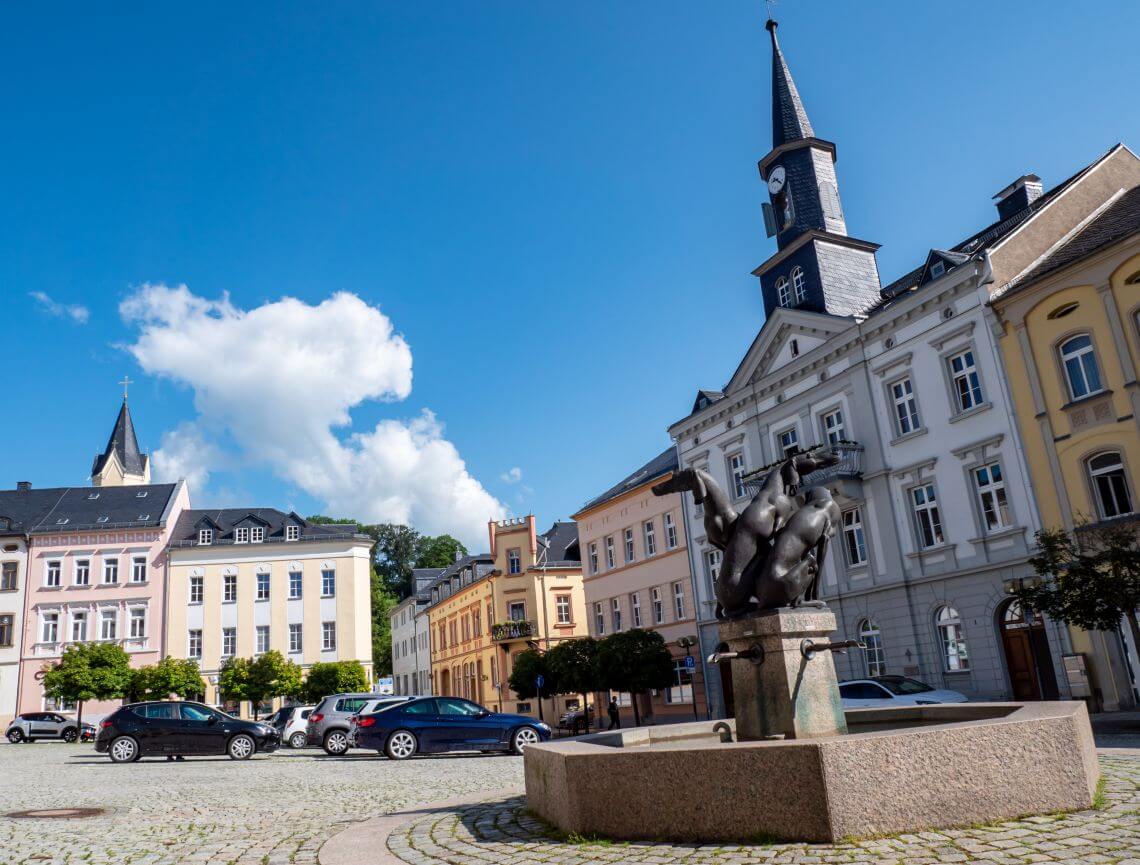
[17,481,189,717]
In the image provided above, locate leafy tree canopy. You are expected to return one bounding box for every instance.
[42,642,133,706]
[545,638,599,698]
[507,649,553,699]
[129,657,205,702]
[217,656,252,704]
[304,660,369,704]
[247,651,304,711]
[596,629,674,695]
[1018,522,1140,652]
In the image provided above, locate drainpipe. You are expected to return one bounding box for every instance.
[678,473,714,720]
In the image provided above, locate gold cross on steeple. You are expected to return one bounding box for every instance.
[119,376,134,400]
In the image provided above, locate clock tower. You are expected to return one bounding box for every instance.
[755,19,882,319]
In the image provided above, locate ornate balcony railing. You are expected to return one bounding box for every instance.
[492,620,536,642]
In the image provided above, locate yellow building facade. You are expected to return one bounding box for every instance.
[427,516,588,720]
[992,186,1140,709]
[164,510,374,715]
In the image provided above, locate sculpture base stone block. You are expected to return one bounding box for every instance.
[719,607,846,741]
[523,702,1100,843]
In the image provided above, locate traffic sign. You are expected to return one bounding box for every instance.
[535,674,545,689]
[683,655,696,671]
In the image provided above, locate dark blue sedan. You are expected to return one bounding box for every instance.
[353,697,551,759]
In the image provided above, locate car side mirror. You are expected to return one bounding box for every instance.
[476,710,490,719]
[207,715,218,725]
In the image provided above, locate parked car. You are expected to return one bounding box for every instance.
[557,706,593,734]
[839,676,969,708]
[345,697,413,748]
[270,704,315,749]
[354,696,551,760]
[307,693,410,755]
[94,701,280,763]
[6,712,82,743]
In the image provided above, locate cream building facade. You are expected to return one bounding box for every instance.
[573,448,706,725]
[992,185,1140,709]
[165,509,373,715]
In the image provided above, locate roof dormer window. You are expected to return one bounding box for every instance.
[97,516,109,524]
[138,514,149,521]
[285,524,300,542]
[87,492,100,500]
[930,260,946,279]
[235,527,250,544]
[198,529,213,545]
[250,527,264,543]
[136,491,148,498]
[56,518,69,525]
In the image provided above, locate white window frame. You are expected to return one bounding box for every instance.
[41,612,60,644]
[664,513,677,550]
[45,560,61,588]
[859,619,886,677]
[593,601,606,636]
[128,607,146,640]
[189,575,204,604]
[973,462,1012,532]
[285,524,300,542]
[935,606,970,672]
[188,629,202,659]
[508,600,526,622]
[99,609,117,641]
[1059,334,1104,401]
[321,569,336,597]
[223,573,237,603]
[74,559,90,586]
[131,556,147,583]
[555,594,571,625]
[947,348,984,413]
[250,526,264,543]
[588,542,599,574]
[705,549,722,584]
[198,529,213,545]
[776,427,798,458]
[256,571,271,601]
[1088,451,1134,519]
[728,452,747,499]
[256,625,270,655]
[289,623,303,654]
[776,276,790,307]
[623,528,635,563]
[102,558,118,585]
[842,507,868,566]
[630,592,642,627]
[611,597,622,632]
[288,570,303,599]
[605,536,615,569]
[791,265,806,303]
[643,521,657,557]
[821,408,846,446]
[652,587,664,625]
[507,548,521,574]
[910,483,944,549]
[890,376,921,436]
[672,581,686,620]
[70,610,88,643]
[222,627,236,657]
[234,527,250,544]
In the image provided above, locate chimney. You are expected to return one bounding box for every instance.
[15,481,31,492]
[993,174,1043,222]
[454,548,463,563]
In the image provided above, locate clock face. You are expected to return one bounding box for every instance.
[767,165,786,195]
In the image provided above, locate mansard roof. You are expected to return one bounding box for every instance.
[576,447,679,515]
[538,520,580,564]
[91,399,148,477]
[170,508,362,546]
[0,483,179,534]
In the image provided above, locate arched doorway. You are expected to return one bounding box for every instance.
[998,599,1059,700]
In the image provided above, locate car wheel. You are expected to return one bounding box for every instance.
[323,729,349,756]
[61,727,78,743]
[109,736,139,763]
[228,734,255,761]
[289,732,307,749]
[385,729,417,760]
[7,729,24,744]
[511,726,540,755]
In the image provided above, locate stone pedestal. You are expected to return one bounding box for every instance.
[719,607,846,741]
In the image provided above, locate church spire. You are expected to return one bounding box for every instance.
[766,19,814,149]
[91,393,150,487]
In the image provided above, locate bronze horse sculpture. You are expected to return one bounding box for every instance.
[653,448,841,618]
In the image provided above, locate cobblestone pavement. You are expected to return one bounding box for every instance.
[386,755,1140,865]
[0,743,521,865]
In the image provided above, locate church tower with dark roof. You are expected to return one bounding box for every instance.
[91,397,150,487]
[755,19,882,319]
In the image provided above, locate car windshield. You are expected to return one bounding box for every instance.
[875,676,934,695]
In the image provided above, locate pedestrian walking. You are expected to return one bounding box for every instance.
[607,698,620,730]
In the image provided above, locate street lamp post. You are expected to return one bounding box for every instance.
[676,635,700,722]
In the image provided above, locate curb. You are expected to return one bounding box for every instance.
[318,785,526,865]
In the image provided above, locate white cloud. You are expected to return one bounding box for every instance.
[500,466,523,484]
[30,291,90,324]
[120,283,505,546]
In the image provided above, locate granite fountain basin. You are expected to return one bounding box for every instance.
[523,701,1099,843]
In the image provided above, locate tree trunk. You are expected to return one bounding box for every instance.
[76,700,84,738]
[631,692,641,727]
[581,692,589,734]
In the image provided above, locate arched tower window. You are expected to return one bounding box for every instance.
[776,277,790,307]
[791,266,807,303]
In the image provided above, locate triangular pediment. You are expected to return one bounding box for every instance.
[725,307,853,395]
[195,514,222,531]
[232,512,272,528]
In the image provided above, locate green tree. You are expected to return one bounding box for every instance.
[217,656,252,706]
[41,642,133,732]
[545,638,600,733]
[303,660,369,704]
[246,651,304,718]
[371,578,399,677]
[129,657,205,702]
[507,649,554,702]
[596,629,674,726]
[415,534,467,570]
[1017,522,1140,656]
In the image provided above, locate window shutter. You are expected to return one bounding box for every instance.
[762,202,777,237]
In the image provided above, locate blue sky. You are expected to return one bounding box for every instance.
[2,1,1138,548]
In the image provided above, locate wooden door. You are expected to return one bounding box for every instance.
[1001,628,1042,700]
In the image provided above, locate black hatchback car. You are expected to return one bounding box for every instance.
[95,701,280,763]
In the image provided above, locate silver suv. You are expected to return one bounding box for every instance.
[307,694,409,755]
[6,712,81,744]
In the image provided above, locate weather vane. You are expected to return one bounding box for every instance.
[119,376,133,400]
